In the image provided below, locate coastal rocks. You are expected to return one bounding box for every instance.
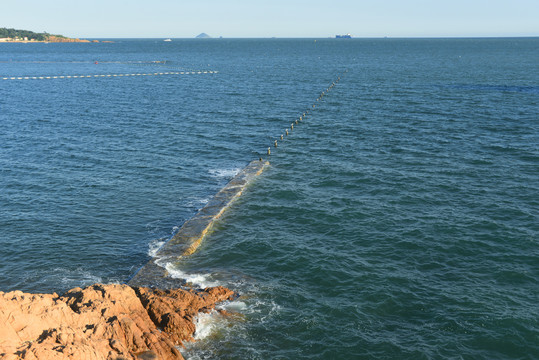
[0,284,236,360]
[46,36,91,43]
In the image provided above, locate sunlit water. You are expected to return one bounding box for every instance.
[1,38,537,359]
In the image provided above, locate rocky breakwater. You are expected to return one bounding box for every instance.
[0,284,236,360]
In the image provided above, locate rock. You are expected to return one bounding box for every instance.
[0,284,236,360]
[46,36,91,43]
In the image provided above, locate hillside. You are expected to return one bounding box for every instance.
[0,27,92,42]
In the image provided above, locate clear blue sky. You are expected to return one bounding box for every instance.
[1,0,538,38]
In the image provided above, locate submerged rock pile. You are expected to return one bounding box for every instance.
[0,284,236,360]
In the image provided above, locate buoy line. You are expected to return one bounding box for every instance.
[0,60,168,64]
[1,70,218,81]
[262,70,347,160]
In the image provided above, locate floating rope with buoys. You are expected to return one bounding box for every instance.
[1,70,218,81]
[260,70,347,162]
[129,70,347,287]
[0,60,168,64]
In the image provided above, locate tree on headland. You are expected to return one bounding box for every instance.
[0,28,44,40]
[0,28,69,41]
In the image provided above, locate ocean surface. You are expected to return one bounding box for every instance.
[1,38,538,359]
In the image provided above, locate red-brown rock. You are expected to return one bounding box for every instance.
[0,284,236,360]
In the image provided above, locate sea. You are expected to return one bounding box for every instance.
[0,38,537,359]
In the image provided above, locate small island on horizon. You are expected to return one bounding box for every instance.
[196,32,212,39]
[0,27,100,43]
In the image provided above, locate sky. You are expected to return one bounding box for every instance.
[1,0,538,38]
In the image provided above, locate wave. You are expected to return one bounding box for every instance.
[208,167,242,180]
[164,262,219,288]
[147,237,167,257]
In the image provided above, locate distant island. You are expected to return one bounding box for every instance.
[196,33,211,39]
[0,27,98,43]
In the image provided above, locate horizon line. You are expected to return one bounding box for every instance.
[74,35,539,39]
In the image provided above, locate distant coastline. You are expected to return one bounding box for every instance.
[0,27,100,43]
[0,37,99,43]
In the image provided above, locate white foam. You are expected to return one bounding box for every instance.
[193,311,218,340]
[185,196,211,210]
[208,167,241,180]
[217,300,247,312]
[181,310,230,359]
[260,300,282,321]
[148,237,167,257]
[164,263,219,288]
[181,283,283,359]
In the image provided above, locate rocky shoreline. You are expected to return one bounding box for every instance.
[0,284,236,360]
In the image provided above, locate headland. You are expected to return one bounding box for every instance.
[0,27,98,43]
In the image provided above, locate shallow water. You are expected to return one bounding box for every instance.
[1,38,538,359]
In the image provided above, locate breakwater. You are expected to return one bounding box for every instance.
[129,159,269,287]
[129,72,345,288]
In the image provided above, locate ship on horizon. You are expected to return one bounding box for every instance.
[336,33,352,38]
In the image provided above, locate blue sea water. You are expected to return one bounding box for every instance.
[0,38,538,359]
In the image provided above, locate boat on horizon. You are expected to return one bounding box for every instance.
[336,34,352,39]
[163,38,172,42]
